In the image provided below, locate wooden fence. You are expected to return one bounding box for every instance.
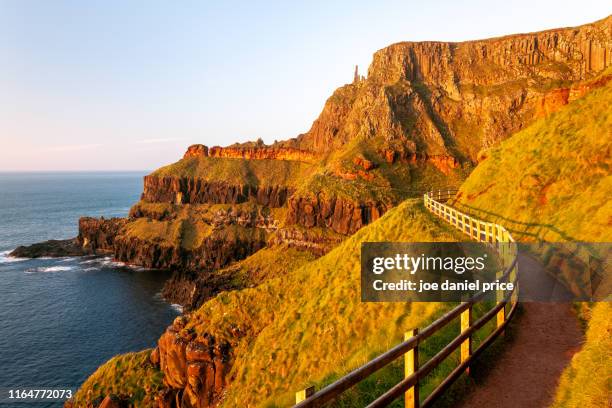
[293,190,519,408]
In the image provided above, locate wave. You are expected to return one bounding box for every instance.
[0,250,28,264]
[79,256,151,272]
[170,304,184,313]
[79,258,102,265]
[25,266,75,273]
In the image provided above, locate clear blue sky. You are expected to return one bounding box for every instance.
[0,1,609,171]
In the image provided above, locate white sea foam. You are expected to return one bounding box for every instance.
[25,266,75,273]
[170,304,184,313]
[79,256,151,271]
[0,250,27,264]
[99,257,126,268]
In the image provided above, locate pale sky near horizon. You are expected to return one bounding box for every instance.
[0,1,609,171]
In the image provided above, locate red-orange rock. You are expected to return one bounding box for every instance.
[286,195,390,235]
[157,326,232,408]
[150,347,160,366]
[142,176,291,207]
[294,16,612,162]
[182,144,316,163]
[158,329,188,389]
[184,144,209,159]
[383,149,396,164]
[353,156,376,171]
[97,395,128,408]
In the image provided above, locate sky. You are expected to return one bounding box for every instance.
[0,1,609,171]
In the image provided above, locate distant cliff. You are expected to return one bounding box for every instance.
[295,15,611,162]
[183,144,316,163]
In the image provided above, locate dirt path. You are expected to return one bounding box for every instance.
[454,253,583,408]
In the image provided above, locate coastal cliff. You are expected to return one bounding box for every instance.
[64,15,612,408]
[296,15,611,160]
[286,194,389,235]
[183,144,316,163]
[78,217,128,254]
[141,176,291,207]
[61,12,610,315]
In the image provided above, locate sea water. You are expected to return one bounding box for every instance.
[0,172,179,407]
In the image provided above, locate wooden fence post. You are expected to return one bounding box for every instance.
[295,386,315,404]
[405,329,419,408]
[512,262,519,304]
[460,305,472,374]
[497,234,507,330]
[497,302,506,329]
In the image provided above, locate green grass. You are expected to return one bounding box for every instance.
[216,245,317,288]
[552,302,612,408]
[452,79,612,242]
[292,128,469,207]
[122,203,280,250]
[177,199,473,407]
[121,213,213,250]
[452,77,612,407]
[129,201,175,219]
[77,199,515,407]
[70,350,164,407]
[122,217,183,246]
[151,155,312,188]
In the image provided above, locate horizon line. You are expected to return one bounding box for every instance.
[0,169,153,173]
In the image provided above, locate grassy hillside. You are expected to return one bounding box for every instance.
[552,302,612,408]
[452,79,612,242]
[453,78,612,407]
[151,129,469,211]
[295,132,469,203]
[70,350,164,407]
[179,199,481,407]
[216,245,317,287]
[74,199,480,407]
[123,202,270,250]
[152,156,312,188]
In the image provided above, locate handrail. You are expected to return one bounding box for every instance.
[294,190,519,408]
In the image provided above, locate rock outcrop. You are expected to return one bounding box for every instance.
[269,227,344,255]
[78,217,128,254]
[154,317,233,408]
[286,194,389,235]
[161,270,236,310]
[113,228,267,271]
[184,144,316,163]
[142,176,291,207]
[9,238,86,258]
[295,16,612,162]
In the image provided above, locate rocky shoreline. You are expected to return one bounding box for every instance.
[9,238,87,258]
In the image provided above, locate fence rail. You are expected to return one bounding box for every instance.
[294,190,519,408]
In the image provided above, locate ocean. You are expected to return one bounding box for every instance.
[0,172,179,407]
